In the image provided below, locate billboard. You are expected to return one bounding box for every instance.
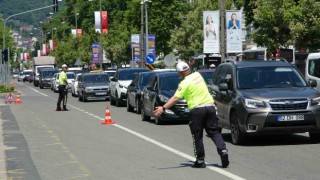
[226,11,242,53]
[203,11,220,54]
[131,34,141,62]
[92,43,100,64]
[147,34,156,58]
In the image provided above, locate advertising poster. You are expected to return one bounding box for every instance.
[131,34,140,62]
[226,11,242,53]
[203,11,220,54]
[92,43,100,64]
[147,34,156,58]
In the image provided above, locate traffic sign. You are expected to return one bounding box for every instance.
[146,54,155,64]
[164,54,175,67]
[146,64,155,70]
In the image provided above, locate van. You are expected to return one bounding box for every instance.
[305,53,320,92]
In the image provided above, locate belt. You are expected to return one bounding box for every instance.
[194,103,215,109]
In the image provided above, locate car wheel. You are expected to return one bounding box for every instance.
[155,116,163,125]
[83,93,88,102]
[230,111,246,145]
[78,93,83,101]
[115,92,121,107]
[136,99,141,114]
[110,95,115,105]
[141,102,151,121]
[309,132,320,142]
[127,97,134,112]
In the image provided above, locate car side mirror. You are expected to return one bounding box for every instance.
[111,77,117,82]
[309,79,317,88]
[218,83,229,91]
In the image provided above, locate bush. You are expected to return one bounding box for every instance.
[0,83,15,93]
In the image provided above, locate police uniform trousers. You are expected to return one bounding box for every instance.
[57,85,68,110]
[188,105,226,162]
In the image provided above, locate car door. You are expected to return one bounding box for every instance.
[128,74,139,106]
[143,75,156,116]
[148,76,159,116]
[218,66,235,126]
[212,65,227,121]
[78,75,84,96]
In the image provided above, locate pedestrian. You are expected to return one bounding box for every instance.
[56,64,68,111]
[154,61,229,168]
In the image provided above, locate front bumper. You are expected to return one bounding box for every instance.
[238,106,320,135]
[41,80,52,87]
[83,91,110,100]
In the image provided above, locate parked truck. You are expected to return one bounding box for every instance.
[32,56,55,87]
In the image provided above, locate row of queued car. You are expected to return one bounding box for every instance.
[108,67,215,125]
[109,60,320,145]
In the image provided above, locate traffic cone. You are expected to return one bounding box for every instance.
[101,106,115,125]
[15,95,21,104]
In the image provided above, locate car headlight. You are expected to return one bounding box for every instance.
[311,97,320,106]
[244,98,266,109]
[85,87,93,92]
[159,94,169,102]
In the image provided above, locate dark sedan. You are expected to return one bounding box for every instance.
[78,73,110,102]
[141,72,189,125]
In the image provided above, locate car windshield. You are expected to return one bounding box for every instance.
[119,70,146,80]
[42,71,57,78]
[83,74,110,83]
[160,76,180,91]
[237,66,307,89]
[24,71,32,75]
[141,73,156,86]
[199,71,214,85]
[67,73,75,79]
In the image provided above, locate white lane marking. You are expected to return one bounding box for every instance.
[20,83,246,180]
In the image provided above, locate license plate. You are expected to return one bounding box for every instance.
[96,92,107,95]
[277,115,304,121]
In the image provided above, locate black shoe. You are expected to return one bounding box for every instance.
[56,108,61,111]
[191,161,206,168]
[220,150,229,168]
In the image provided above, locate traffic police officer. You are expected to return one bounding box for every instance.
[56,64,68,111]
[154,61,229,168]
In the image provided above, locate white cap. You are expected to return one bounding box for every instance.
[176,61,190,72]
[210,64,216,68]
[62,64,68,68]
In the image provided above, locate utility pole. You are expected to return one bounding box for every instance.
[140,1,145,67]
[220,0,226,62]
[99,0,103,70]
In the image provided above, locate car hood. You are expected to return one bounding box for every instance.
[160,90,186,103]
[118,80,132,88]
[239,87,320,101]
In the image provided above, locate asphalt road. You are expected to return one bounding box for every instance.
[0,80,319,180]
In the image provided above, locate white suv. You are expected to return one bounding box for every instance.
[110,68,148,107]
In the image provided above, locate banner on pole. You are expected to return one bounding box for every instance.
[94,11,101,33]
[147,34,156,59]
[92,43,100,64]
[101,11,108,34]
[203,11,220,54]
[226,11,242,53]
[131,34,141,62]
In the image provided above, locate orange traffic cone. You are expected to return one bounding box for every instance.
[101,106,115,125]
[15,95,21,104]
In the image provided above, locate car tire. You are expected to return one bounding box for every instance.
[309,132,320,142]
[110,96,115,105]
[136,99,141,114]
[141,102,151,121]
[115,92,121,107]
[127,98,134,112]
[155,116,163,125]
[230,111,246,145]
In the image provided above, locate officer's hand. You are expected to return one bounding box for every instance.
[153,106,164,117]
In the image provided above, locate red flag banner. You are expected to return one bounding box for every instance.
[101,11,108,34]
[76,29,83,37]
[46,44,50,55]
[53,40,57,50]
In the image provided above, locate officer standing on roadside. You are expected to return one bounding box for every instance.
[154,61,229,168]
[56,64,68,111]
